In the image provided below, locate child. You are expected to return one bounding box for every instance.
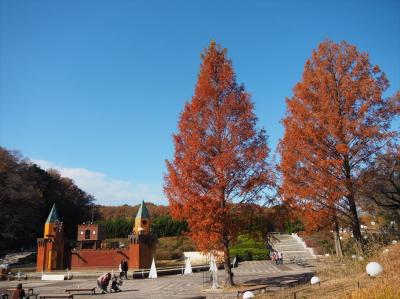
[110,275,122,292]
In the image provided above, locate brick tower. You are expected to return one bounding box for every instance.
[128,201,157,269]
[36,204,66,272]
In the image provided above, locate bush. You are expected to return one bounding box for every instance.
[151,215,188,238]
[230,234,269,261]
[230,248,269,261]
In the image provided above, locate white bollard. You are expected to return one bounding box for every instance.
[310,276,320,285]
[366,262,383,277]
[243,291,255,299]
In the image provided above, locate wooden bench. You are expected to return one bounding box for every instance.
[236,285,269,298]
[7,288,34,295]
[279,279,299,288]
[1,293,9,299]
[39,294,73,299]
[65,288,95,295]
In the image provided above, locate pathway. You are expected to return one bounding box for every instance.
[0,260,314,299]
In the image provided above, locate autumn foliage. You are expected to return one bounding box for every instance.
[279,40,398,249]
[164,42,273,285]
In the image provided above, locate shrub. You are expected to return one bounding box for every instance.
[230,234,269,261]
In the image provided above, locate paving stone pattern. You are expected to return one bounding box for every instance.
[0,261,313,299]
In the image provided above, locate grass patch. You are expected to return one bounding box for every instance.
[230,234,269,261]
[156,236,196,260]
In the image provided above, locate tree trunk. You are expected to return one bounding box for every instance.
[343,157,364,253]
[333,218,343,257]
[348,194,364,252]
[222,232,234,286]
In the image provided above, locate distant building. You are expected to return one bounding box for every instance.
[36,201,157,271]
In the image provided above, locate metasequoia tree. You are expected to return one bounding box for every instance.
[164,42,272,286]
[279,40,397,251]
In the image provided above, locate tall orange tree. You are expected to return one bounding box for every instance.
[279,40,397,250]
[164,41,272,286]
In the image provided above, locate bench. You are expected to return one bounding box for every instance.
[279,279,299,288]
[65,288,95,295]
[7,288,34,295]
[39,294,73,299]
[1,294,9,299]
[297,259,307,267]
[236,285,269,298]
[6,273,28,281]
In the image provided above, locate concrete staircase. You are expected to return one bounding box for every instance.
[269,233,316,260]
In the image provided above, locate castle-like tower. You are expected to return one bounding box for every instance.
[128,201,157,269]
[36,204,66,272]
[134,200,151,234]
[37,201,157,271]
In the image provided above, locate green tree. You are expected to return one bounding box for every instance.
[151,215,188,238]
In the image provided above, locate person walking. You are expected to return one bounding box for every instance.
[122,259,129,280]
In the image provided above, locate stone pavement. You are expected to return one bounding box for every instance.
[0,261,314,299]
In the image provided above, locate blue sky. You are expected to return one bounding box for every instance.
[1,0,399,206]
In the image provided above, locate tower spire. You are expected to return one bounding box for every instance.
[135,200,150,219]
[46,203,60,224]
[134,201,151,234]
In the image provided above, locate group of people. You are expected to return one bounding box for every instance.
[8,260,130,297]
[97,273,122,294]
[96,259,129,294]
[270,250,283,265]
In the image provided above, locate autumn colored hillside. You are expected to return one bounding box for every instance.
[96,202,169,220]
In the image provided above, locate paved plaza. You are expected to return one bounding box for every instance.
[0,261,314,299]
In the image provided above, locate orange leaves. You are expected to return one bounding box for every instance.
[335,143,349,154]
[279,40,396,240]
[164,41,272,256]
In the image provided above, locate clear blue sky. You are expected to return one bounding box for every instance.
[1,0,399,205]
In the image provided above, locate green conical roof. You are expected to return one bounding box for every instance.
[46,203,60,223]
[135,201,150,219]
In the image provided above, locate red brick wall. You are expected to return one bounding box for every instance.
[36,239,67,271]
[36,240,46,272]
[70,248,130,269]
[128,244,139,269]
